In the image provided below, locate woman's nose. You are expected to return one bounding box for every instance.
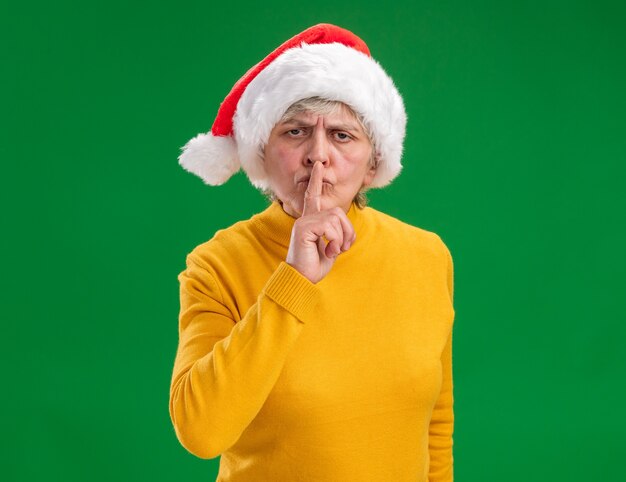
[305,129,330,166]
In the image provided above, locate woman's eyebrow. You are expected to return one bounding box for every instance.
[280,118,360,132]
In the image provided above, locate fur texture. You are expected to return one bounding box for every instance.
[178,133,239,186]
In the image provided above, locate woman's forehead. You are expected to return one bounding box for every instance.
[278,105,362,130]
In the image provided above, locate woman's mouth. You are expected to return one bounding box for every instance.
[297,179,332,186]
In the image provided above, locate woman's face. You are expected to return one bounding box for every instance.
[263,104,377,218]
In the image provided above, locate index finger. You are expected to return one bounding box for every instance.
[302,161,324,216]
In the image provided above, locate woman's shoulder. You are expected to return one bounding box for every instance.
[364,205,444,241]
[183,213,261,270]
[363,205,452,258]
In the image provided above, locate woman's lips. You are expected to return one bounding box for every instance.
[298,178,332,185]
[297,180,332,189]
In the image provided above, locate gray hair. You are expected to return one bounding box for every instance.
[258,96,379,209]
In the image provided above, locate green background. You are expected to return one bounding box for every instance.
[2,0,624,480]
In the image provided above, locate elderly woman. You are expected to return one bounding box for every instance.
[169,23,455,482]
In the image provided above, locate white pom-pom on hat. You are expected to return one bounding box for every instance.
[178,133,239,186]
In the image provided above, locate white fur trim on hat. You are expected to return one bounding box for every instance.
[233,41,407,190]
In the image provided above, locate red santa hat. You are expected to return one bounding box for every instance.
[178,23,407,190]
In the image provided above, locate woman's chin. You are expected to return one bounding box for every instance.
[281,186,350,216]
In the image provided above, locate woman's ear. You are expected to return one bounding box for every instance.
[362,152,380,187]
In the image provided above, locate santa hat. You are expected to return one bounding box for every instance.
[178,23,407,190]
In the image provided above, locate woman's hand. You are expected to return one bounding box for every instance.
[286,161,356,284]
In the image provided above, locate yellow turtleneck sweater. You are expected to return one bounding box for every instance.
[169,200,455,481]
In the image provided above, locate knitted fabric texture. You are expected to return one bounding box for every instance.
[169,202,455,481]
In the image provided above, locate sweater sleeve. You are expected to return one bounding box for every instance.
[169,255,320,460]
[428,241,455,481]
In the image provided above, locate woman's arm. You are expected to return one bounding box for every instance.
[169,254,319,459]
[428,241,455,481]
[428,329,454,481]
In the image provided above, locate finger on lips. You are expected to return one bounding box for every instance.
[302,161,324,215]
[301,161,356,256]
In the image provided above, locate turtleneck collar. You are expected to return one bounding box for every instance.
[251,200,367,248]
